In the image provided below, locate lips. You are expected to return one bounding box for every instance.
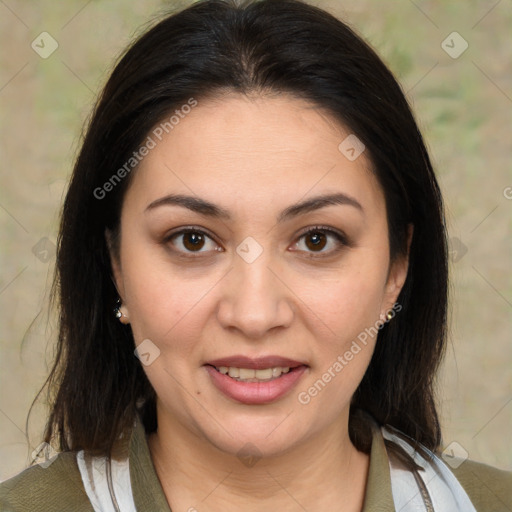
[203,355,309,404]
[205,355,307,370]
[205,364,308,405]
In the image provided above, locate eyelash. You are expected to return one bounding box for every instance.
[163,225,349,259]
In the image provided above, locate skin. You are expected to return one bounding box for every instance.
[108,92,410,512]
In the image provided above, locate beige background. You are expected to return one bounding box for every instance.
[0,0,511,481]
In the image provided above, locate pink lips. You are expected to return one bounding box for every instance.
[204,355,308,405]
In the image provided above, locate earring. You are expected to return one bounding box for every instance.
[386,311,393,321]
[114,298,129,323]
[114,298,123,319]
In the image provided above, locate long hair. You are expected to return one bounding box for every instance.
[34,0,448,457]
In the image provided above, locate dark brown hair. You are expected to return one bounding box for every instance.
[33,0,448,457]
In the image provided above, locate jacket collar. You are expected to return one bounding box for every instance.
[128,415,395,511]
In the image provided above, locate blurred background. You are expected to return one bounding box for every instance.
[0,0,511,480]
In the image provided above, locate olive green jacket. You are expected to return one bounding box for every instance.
[1,418,511,511]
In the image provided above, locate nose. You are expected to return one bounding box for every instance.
[216,249,294,339]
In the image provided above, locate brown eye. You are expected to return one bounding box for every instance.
[182,232,206,251]
[167,229,219,255]
[292,227,348,256]
[304,231,328,251]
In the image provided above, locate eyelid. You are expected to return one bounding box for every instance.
[295,225,349,245]
[164,225,219,242]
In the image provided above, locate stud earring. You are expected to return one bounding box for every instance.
[114,298,123,319]
[114,298,129,323]
[386,311,393,321]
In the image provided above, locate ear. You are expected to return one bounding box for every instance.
[382,224,413,312]
[105,228,125,300]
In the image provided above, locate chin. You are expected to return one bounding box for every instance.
[201,421,302,461]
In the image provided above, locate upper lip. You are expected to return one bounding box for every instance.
[205,355,307,370]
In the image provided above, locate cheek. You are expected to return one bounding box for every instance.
[126,278,206,355]
[294,266,386,413]
[299,257,389,345]
[118,241,203,348]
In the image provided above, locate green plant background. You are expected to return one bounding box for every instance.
[0,0,511,480]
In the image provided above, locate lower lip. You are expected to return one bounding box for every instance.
[204,365,308,405]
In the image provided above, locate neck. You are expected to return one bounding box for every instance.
[147,408,370,512]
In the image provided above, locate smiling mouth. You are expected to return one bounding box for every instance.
[204,363,308,405]
[206,364,305,383]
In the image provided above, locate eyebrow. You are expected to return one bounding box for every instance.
[145,192,364,222]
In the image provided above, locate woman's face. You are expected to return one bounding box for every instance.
[109,93,409,458]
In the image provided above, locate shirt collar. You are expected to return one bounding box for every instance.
[128,414,395,511]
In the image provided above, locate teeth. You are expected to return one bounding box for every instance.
[217,366,291,382]
[239,368,256,379]
[227,367,239,378]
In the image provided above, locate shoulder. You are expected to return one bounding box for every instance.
[447,457,512,511]
[0,451,93,512]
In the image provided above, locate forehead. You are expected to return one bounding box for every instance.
[123,93,385,219]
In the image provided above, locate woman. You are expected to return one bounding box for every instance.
[1,0,510,510]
